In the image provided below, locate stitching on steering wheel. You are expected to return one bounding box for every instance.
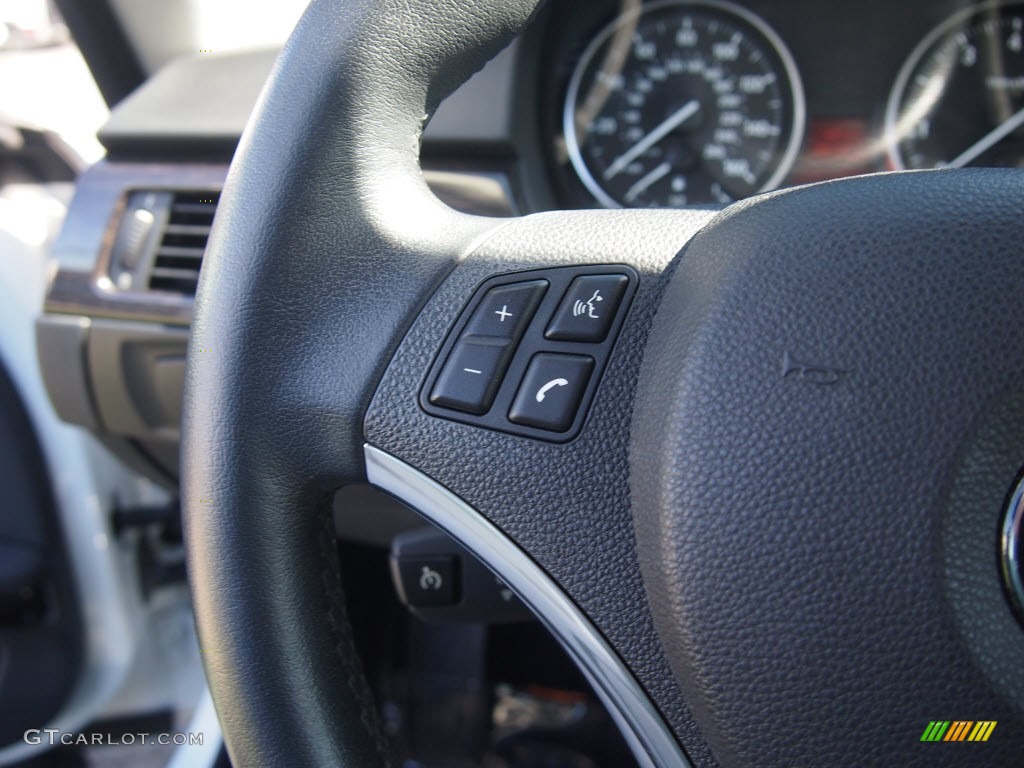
[315,491,393,763]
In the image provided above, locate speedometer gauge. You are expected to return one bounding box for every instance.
[563,0,805,208]
[887,0,1024,170]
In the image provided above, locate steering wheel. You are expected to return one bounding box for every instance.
[181,0,1024,766]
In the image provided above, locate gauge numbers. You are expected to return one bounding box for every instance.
[563,0,805,208]
[887,1,1024,170]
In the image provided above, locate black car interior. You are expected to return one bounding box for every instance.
[11,0,1024,766]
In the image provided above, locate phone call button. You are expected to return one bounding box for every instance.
[509,353,594,432]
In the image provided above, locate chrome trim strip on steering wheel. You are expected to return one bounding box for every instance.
[1003,475,1024,619]
[364,443,691,768]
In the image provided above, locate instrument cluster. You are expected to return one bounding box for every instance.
[539,0,1024,208]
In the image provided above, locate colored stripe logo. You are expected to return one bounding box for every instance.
[920,721,996,742]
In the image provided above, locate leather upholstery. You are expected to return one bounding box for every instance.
[182,0,540,765]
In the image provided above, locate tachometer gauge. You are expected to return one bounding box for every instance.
[563,0,805,208]
[887,1,1024,170]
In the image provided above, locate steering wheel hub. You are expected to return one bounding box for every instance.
[632,169,1024,767]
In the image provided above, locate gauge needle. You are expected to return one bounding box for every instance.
[603,100,700,181]
[624,162,672,204]
[942,105,1024,169]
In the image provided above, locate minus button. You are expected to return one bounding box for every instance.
[429,339,510,415]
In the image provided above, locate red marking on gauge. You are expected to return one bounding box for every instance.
[791,118,873,184]
[808,119,866,154]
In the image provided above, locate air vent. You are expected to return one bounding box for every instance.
[147,191,219,295]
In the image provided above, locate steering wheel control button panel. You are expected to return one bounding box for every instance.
[509,354,594,432]
[462,279,547,340]
[428,339,509,414]
[545,274,629,342]
[420,265,637,442]
[428,280,548,414]
[393,555,458,607]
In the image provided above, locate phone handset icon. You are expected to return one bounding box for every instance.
[535,378,569,402]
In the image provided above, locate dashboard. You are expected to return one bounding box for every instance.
[533,0,1024,208]
[38,0,1024,485]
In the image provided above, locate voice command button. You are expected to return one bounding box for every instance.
[545,274,629,343]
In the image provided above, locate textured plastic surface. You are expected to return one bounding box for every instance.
[941,387,1024,710]
[631,169,1024,768]
[365,207,719,766]
[35,315,96,431]
[88,320,190,440]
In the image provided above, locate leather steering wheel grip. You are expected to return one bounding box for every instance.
[182,0,541,765]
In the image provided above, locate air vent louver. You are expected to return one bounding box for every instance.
[147,191,219,295]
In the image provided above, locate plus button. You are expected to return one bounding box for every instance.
[494,305,513,322]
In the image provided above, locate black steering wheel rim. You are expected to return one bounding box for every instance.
[182,0,542,764]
